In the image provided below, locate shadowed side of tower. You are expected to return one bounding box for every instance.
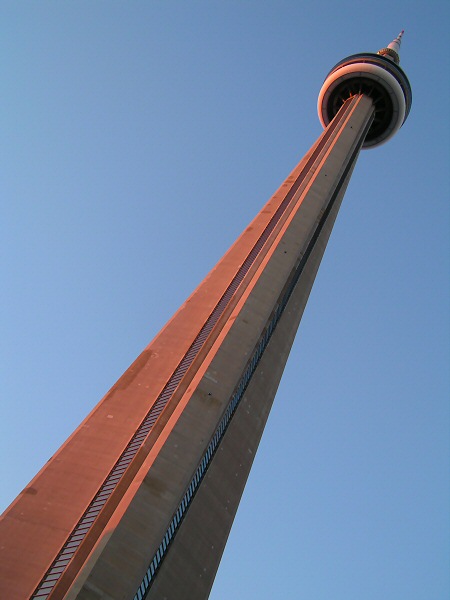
[0,35,411,600]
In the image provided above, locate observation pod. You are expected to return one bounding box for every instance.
[318,32,412,148]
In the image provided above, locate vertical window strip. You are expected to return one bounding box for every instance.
[132,144,356,598]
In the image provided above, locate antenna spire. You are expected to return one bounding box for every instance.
[378,31,404,64]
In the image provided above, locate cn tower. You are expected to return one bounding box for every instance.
[0,34,411,600]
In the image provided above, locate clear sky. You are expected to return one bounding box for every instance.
[1,2,449,599]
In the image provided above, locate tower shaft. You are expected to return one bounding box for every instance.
[0,94,374,600]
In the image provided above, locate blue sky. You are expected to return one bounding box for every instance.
[1,2,449,599]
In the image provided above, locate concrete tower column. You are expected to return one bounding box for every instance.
[0,35,411,600]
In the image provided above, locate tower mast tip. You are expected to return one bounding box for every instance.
[377,31,405,64]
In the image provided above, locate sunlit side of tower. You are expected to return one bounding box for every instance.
[0,34,411,600]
